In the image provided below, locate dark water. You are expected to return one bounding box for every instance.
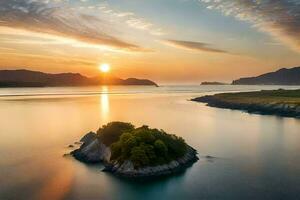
[1,85,300,200]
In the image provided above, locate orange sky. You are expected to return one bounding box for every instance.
[1,0,300,84]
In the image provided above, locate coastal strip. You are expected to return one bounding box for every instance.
[192,89,300,118]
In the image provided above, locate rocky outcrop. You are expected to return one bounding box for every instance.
[192,95,300,118]
[71,132,111,163]
[71,132,198,178]
[80,132,97,144]
[103,147,198,178]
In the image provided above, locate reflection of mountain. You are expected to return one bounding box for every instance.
[0,69,158,87]
[232,66,300,85]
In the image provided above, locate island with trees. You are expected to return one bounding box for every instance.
[192,89,300,118]
[71,122,198,178]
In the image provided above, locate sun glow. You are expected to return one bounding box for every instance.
[99,63,111,73]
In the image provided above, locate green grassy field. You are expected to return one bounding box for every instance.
[212,89,300,106]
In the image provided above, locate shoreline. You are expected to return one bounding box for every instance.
[103,146,198,178]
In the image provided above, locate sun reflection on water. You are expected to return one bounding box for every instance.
[100,86,110,122]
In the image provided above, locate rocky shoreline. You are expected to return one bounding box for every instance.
[103,146,198,178]
[71,132,198,178]
[192,95,300,118]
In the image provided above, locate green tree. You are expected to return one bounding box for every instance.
[130,146,149,168]
[141,143,157,163]
[154,139,168,156]
[97,122,134,146]
[109,123,188,168]
[110,142,122,161]
[121,134,138,159]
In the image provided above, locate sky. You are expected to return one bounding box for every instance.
[0,0,300,84]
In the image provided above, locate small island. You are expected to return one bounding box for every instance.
[71,122,198,178]
[201,81,228,85]
[192,89,300,118]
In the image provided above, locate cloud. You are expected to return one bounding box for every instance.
[95,5,166,36]
[163,39,228,53]
[0,0,143,51]
[199,0,300,52]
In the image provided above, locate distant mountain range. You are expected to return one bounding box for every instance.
[0,69,158,87]
[232,66,300,85]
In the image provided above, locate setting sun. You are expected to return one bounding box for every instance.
[99,63,110,73]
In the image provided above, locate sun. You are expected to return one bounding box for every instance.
[99,63,110,73]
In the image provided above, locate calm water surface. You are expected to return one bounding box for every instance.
[1,85,300,200]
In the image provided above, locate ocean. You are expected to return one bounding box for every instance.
[1,85,300,200]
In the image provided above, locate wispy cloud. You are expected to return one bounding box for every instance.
[0,51,98,67]
[199,0,300,52]
[95,4,166,36]
[0,0,144,51]
[163,39,228,53]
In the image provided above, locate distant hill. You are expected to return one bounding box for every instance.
[201,82,228,85]
[232,66,300,85]
[0,69,158,87]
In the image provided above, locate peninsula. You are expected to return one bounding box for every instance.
[192,89,300,118]
[71,122,198,178]
[0,69,158,87]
